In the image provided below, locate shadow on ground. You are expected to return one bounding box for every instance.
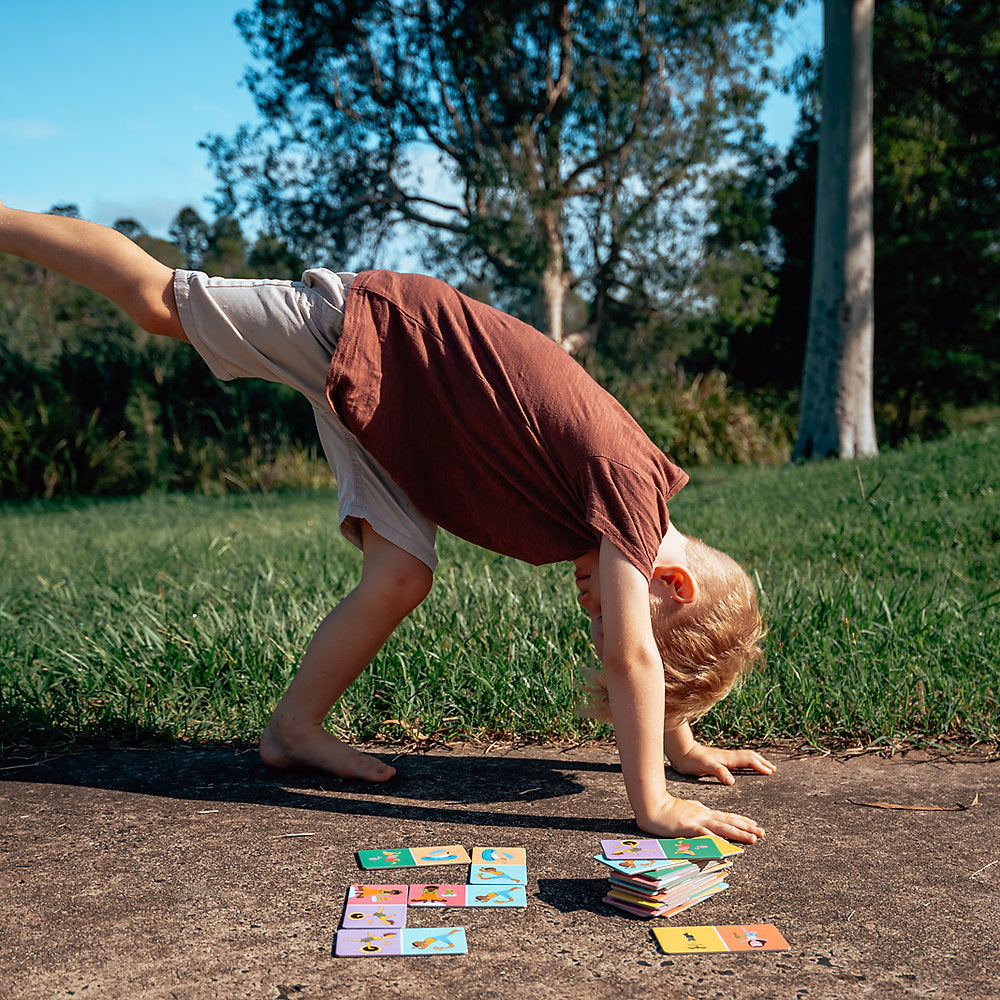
[1,742,997,999]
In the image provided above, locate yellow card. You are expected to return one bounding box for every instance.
[706,835,745,857]
[654,925,728,953]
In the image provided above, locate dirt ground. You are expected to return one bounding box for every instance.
[1,741,997,1000]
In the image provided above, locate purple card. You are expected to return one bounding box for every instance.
[340,904,407,928]
[601,838,666,859]
[334,929,403,956]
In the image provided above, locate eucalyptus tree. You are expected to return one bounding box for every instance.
[794,0,877,459]
[207,0,793,344]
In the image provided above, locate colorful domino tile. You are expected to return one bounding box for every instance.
[407,884,466,906]
[653,924,790,954]
[472,847,527,866]
[334,927,469,956]
[600,837,725,861]
[357,845,472,870]
[407,883,527,907]
[346,884,409,904]
[469,863,527,885]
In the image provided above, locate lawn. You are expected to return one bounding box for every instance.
[2,425,997,753]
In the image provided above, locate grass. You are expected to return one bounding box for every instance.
[2,425,998,754]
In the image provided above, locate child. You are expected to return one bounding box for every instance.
[0,202,775,842]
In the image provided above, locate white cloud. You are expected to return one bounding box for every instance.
[0,119,65,142]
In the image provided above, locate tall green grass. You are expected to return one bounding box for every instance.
[2,426,997,752]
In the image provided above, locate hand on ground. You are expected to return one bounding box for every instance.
[636,794,765,845]
[669,743,776,786]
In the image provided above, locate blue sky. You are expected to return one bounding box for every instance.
[2,0,821,238]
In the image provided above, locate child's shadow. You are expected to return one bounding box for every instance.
[5,744,628,833]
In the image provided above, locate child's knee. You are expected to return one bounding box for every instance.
[381,563,433,613]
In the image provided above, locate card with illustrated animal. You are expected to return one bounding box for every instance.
[407,883,527,907]
[334,926,469,956]
[340,904,408,929]
[653,924,790,954]
[600,836,726,861]
[357,845,472,870]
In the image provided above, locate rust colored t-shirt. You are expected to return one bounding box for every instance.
[326,271,688,578]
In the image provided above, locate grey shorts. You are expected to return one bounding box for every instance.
[173,268,439,570]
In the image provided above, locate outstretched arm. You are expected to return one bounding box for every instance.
[598,538,766,844]
[0,200,187,342]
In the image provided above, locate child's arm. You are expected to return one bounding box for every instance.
[663,722,776,786]
[0,201,187,342]
[598,538,766,844]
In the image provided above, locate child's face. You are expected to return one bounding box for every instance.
[572,525,694,662]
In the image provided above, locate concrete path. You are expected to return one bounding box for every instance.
[2,742,997,999]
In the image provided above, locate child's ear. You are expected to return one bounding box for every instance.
[651,565,698,604]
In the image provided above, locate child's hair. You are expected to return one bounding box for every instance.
[577,537,764,728]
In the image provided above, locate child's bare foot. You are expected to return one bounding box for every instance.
[259,717,396,782]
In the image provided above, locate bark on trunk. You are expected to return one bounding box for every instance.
[794,0,878,460]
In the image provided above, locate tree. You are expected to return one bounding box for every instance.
[872,0,1000,441]
[207,0,792,344]
[794,0,877,459]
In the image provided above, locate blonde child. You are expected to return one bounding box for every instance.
[0,202,775,842]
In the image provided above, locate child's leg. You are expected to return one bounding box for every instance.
[0,200,187,342]
[260,520,433,781]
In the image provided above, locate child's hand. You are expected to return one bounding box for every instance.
[668,742,776,786]
[637,794,765,844]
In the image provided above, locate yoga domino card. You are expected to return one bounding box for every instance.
[334,926,468,956]
[600,837,726,861]
[346,884,410,904]
[340,904,407,929]
[653,924,790,954]
[407,883,527,907]
[472,847,527,865]
[469,863,527,885]
[357,845,472,870]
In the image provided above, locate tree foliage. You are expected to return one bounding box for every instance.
[873,0,1000,439]
[707,0,1000,443]
[206,0,793,343]
[0,206,318,501]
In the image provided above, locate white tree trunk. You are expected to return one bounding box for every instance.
[794,0,878,460]
[535,205,568,346]
[539,260,567,347]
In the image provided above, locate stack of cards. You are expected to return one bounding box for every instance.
[334,845,528,957]
[595,836,742,919]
